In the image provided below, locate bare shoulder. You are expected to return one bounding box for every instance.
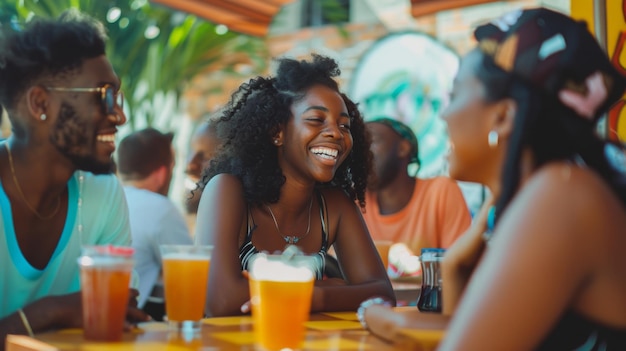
[196,173,247,245]
[505,162,624,244]
[318,187,359,211]
[317,188,364,230]
[199,173,246,213]
[205,173,244,194]
[525,162,616,206]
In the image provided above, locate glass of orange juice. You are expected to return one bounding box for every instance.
[160,245,212,333]
[78,245,134,341]
[248,251,316,351]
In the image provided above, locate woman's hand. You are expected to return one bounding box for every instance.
[441,197,493,315]
[362,303,450,344]
[361,302,402,342]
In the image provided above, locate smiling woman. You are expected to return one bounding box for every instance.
[195,54,395,317]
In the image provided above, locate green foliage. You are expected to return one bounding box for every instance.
[320,0,349,24]
[1,0,268,129]
[320,0,349,39]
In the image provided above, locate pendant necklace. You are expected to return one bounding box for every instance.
[4,143,61,220]
[266,196,313,244]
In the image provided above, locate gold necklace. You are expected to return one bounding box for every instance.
[4,143,61,220]
[266,196,313,244]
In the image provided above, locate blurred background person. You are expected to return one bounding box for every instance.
[363,117,471,277]
[183,118,220,234]
[117,128,192,321]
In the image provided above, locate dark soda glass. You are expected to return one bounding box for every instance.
[417,286,442,312]
[417,248,445,313]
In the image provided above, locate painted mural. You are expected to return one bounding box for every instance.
[349,32,460,177]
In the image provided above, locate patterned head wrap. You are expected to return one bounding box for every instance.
[474,7,626,121]
[367,117,420,165]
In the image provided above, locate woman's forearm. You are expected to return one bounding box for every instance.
[207,278,251,317]
[363,304,450,343]
[312,281,396,312]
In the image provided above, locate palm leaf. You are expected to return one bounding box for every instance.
[6,0,268,129]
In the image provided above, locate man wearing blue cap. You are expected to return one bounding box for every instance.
[363,117,471,276]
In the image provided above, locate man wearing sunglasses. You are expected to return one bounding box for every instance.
[0,9,148,340]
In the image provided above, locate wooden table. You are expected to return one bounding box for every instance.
[34,308,440,350]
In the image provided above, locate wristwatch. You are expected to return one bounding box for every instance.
[356,296,393,329]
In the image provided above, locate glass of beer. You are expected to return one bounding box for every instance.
[248,251,316,351]
[78,245,134,341]
[160,245,212,332]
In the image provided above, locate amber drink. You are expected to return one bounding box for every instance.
[160,245,212,332]
[78,245,134,341]
[249,253,316,351]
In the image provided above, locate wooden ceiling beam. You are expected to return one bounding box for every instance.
[150,0,293,37]
[152,0,270,23]
[198,0,276,21]
[410,0,499,17]
[222,0,283,16]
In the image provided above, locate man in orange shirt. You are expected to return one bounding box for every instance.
[363,118,471,275]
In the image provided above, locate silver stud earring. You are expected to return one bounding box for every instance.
[274,139,279,144]
[488,130,499,148]
[40,113,47,121]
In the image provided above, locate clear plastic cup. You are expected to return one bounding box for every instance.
[248,251,317,351]
[160,245,212,333]
[78,245,134,341]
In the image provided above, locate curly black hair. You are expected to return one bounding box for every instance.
[201,54,372,208]
[0,9,107,132]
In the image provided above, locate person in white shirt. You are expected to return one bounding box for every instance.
[117,128,193,321]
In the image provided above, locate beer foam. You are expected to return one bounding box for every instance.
[249,256,315,282]
[162,253,210,261]
[77,255,133,268]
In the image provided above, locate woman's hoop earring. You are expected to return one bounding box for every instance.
[40,113,47,121]
[488,130,499,148]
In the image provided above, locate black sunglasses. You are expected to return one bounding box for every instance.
[46,84,124,115]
